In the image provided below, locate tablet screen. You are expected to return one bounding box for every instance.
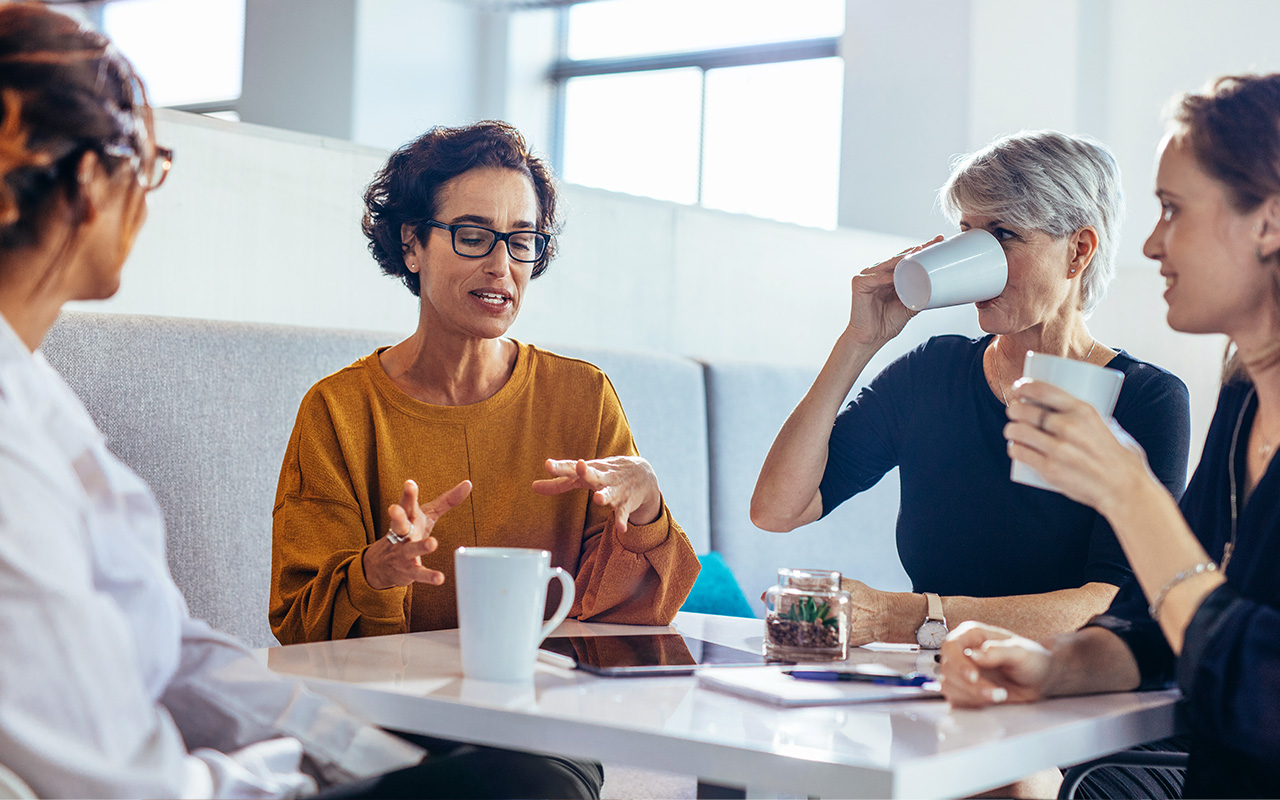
[540,633,768,676]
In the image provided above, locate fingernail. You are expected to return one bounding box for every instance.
[988,687,1008,704]
[963,648,974,658]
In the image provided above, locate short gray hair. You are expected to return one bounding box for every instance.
[939,130,1125,317]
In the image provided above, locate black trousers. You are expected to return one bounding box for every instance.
[315,733,603,800]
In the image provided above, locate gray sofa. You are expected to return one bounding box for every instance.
[42,311,909,650]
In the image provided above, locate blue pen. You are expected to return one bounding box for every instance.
[784,669,931,687]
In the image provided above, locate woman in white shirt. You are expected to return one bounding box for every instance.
[0,6,599,798]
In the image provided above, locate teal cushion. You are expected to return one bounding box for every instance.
[679,551,757,618]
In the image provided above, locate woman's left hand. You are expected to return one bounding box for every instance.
[533,456,663,534]
[1005,378,1151,513]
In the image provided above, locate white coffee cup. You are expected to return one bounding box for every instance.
[1010,351,1125,493]
[454,547,575,682]
[893,229,1008,311]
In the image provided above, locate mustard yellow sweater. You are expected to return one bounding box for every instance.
[271,341,700,644]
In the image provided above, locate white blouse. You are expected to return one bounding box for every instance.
[0,316,421,799]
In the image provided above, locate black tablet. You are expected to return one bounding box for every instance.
[540,632,769,676]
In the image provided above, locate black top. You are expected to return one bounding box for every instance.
[1091,380,1280,798]
[818,334,1191,596]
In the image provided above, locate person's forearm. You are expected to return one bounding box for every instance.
[938,583,1119,642]
[871,583,1119,644]
[751,328,885,531]
[1041,626,1142,697]
[1096,474,1224,654]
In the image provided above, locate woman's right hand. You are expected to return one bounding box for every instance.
[938,621,1054,708]
[846,236,943,346]
[362,478,472,590]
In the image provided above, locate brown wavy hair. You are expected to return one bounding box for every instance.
[0,3,151,256]
[362,120,560,297]
[1169,74,1280,380]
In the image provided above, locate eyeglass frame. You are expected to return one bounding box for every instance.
[103,142,174,193]
[424,220,551,263]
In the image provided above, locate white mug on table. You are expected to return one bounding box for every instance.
[454,546,575,682]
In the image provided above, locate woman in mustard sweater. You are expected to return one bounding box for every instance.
[271,121,700,644]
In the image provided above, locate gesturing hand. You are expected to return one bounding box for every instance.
[362,478,472,590]
[532,456,662,534]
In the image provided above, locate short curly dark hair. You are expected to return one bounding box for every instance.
[362,120,559,296]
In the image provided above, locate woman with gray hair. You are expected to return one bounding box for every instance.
[752,130,1191,657]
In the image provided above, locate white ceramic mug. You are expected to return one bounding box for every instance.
[893,229,1008,311]
[1010,351,1125,493]
[454,547,575,682]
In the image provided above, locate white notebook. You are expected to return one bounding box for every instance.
[696,665,942,707]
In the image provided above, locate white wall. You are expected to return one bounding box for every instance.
[94,0,1280,467]
[78,109,1215,465]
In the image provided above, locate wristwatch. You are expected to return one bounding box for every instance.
[915,592,949,649]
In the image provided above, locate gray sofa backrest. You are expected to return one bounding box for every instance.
[43,312,392,647]
[703,361,909,616]
[41,312,716,647]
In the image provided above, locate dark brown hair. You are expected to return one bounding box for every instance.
[362,120,560,297]
[0,3,151,254]
[1170,74,1280,379]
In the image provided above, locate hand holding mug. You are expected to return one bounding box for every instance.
[363,478,472,590]
[1006,377,1152,513]
[533,456,662,534]
[846,236,943,346]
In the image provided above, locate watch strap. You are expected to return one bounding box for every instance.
[924,592,945,624]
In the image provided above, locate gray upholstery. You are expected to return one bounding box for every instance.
[40,313,715,646]
[43,312,392,648]
[703,361,910,617]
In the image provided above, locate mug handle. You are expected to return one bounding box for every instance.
[538,567,575,643]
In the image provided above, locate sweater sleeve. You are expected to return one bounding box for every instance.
[271,389,408,644]
[570,375,701,626]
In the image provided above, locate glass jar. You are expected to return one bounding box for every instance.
[764,568,850,661]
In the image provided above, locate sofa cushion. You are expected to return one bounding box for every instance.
[678,551,754,619]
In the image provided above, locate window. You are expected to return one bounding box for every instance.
[59,0,245,115]
[554,0,845,228]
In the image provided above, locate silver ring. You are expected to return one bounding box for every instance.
[1037,407,1052,431]
[385,529,408,545]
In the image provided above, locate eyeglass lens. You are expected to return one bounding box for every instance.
[452,226,546,262]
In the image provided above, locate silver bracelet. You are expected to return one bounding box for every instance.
[1148,560,1218,621]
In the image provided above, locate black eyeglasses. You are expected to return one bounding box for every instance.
[104,142,174,193]
[426,220,550,263]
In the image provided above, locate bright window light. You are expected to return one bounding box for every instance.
[701,58,844,228]
[562,68,703,205]
[568,0,845,60]
[102,0,245,107]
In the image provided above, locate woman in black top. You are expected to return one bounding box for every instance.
[752,131,1190,650]
[940,74,1280,798]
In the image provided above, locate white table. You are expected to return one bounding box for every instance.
[264,612,1180,799]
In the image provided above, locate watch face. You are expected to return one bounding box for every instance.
[916,620,948,650]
